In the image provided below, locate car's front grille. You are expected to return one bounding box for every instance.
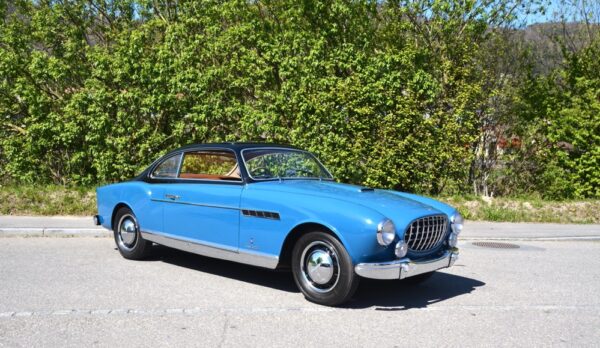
[404,215,448,252]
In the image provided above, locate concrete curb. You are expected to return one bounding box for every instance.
[1,227,599,241]
[1,217,600,240]
[0,228,109,238]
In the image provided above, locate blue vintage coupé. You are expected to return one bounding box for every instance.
[95,143,462,306]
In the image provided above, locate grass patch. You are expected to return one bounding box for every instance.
[0,185,598,223]
[438,195,600,224]
[0,185,96,216]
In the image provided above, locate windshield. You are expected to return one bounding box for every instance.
[242,149,333,180]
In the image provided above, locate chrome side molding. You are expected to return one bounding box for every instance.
[140,231,279,269]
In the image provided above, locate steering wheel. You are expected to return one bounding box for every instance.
[286,167,316,177]
[251,166,273,178]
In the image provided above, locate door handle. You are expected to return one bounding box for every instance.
[165,194,180,200]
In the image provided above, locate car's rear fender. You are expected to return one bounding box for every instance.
[96,182,163,233]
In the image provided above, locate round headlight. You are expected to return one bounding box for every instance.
[395,240,408,258]
[451,212,464,235]
[377,219,396,246]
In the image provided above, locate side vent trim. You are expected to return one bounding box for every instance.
[241,209,280,220]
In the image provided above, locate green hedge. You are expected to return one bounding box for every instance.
[0,0,598,199]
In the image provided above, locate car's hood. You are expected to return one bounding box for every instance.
[250,180,455,224]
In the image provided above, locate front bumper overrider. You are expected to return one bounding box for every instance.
[354,248,459,280]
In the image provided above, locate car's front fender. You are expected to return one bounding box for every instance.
[240,187,393,264]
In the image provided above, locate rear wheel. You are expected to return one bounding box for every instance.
[292,231,359,306]
[113,207,151,260]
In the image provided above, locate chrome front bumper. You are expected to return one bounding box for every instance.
[354,249,459,280]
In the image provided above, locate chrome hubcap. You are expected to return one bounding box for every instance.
[118,215,137,250]
[306,250,334,284]
[300,241,340,293]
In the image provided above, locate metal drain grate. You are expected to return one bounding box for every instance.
[472,241,520,249]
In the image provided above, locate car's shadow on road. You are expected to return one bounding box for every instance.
[143,246,485,309]
[144,246,299,293]
[346,272,485,310]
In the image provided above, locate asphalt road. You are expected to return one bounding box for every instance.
[1,237,599,347]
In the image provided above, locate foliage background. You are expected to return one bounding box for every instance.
[0,0,598,199]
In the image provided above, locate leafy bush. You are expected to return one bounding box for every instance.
[0,0,598,199]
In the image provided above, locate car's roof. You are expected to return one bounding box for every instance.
[173,142,301,152]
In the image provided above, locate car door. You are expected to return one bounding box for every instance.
[142,153,183,234]
[162,149,243,249]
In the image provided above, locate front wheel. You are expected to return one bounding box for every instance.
[113,207,151,260]
[292,232,359,306]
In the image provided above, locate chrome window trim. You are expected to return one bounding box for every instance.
[240,147,334,182]
[140,230,279,269]
[150,152,184,180]
[148,147,244,184]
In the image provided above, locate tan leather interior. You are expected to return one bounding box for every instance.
[225,164,241,178]
[177,151,241,181]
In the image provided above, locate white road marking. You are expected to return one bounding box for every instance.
[1,304,599,319]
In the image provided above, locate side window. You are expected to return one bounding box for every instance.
[151,155,181,178]
[179,150,241,181]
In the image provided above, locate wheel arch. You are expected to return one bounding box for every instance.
[111,202,133,231]
[277,222,343,269]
